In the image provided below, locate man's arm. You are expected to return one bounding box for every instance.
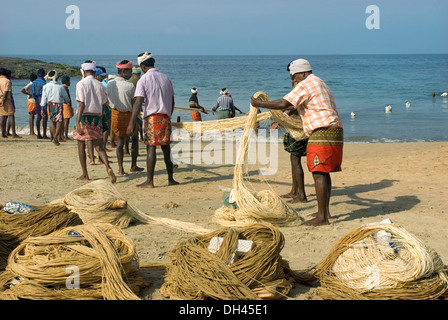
[127,96,144,136]
[75,101,86,134]
[250,97,294,111]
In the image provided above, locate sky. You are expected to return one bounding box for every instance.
[0,0,447,55]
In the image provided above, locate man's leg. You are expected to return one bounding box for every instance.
[161,144,179,186]
[304,172,331,226]
[137,145,157,188]
[87,140,96,165]
[94,139,116,183]
[1,116,7,138]
[289,155,307,203]
[29,113,36,136]
[36,114,42,138]
[130,130,143,172]
[42,113,49,139]
[54,120,64,145]
[116,136,126,175]
[77,140,89,180]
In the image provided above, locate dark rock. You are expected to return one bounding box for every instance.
[0,56,81,80]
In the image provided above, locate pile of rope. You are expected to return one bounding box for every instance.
[0,223,148,300]
[213,92,302,227]
[160,222,296,300]
[52,180,211,234]
[311,222,448,300]
[0,204,83,269]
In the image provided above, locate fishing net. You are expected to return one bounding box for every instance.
[311,221,448,300]
[51,179,212,234]
[160,222,297,300]
[0,223,148,300]
[0,204,83,269]
[213,92,303,227]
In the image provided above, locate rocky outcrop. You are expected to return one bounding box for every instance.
[0,56,81,79]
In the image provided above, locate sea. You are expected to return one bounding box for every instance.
[6,54,448,143]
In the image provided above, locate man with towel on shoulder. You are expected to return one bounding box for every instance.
[73,60,116,183]
[107,60,144,176]
[127,52,178,188]
[251,58,343,226]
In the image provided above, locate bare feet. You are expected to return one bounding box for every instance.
[281,193,294,199]
[168,179,180,186]
[137,181,154,188]
[107,169,117,183]
[307,212,332,218]
[53,140,60,146]
[130,166,144,172]
[13,134,21,138]
[288,195,308,204]
[118,170,127,176]
[77,175,89,181]
[302,217,330,226]
[43,136,49,139]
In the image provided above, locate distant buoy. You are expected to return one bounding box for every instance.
[405,101,411,108]
[351,112,356,118]
[385,105,392,113]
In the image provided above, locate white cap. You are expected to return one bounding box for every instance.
[288,59,312,75]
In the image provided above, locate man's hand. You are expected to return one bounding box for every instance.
[126,122,135,136]
[251,96,262,108]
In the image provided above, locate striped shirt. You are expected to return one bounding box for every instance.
[283,74,342,136]
[134,68,174,118]
[212,94,235,112]
[106,76,135,112]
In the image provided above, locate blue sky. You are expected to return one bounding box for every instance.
[1,0,447,55]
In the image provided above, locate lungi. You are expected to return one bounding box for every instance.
[111,108,132,137]
[306,126,343,173]
[73,114,103,141]
[47,102,64,122]
[218,110,231,119]
[143,113,172,146]
[190,110,202,122]
[63,103,74,119]
[28,100,36,115]
[283,132,308,157]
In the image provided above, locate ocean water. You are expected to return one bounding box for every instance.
[6,54,448,143]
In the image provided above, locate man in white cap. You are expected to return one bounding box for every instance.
[40,70,70,145]
[212,88,236,119]
[251,58,343,226]
[189,87,207,121]
[73,60,116,183]
[127,52,178,188]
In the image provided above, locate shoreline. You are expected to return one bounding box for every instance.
[0,137,447,299]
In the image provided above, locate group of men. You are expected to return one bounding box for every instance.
[2,54,344,226]
[74,53,178,188]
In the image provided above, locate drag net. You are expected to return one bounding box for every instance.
[160,223,296,300]
[312,222,448,300]
[0,223,147,300]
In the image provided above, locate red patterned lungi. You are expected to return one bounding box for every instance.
[306,126,343,173]
[143,113,172,146]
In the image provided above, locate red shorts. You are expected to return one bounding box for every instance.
[306,127,343,173]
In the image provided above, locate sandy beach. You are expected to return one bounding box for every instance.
[0,136,447,300]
